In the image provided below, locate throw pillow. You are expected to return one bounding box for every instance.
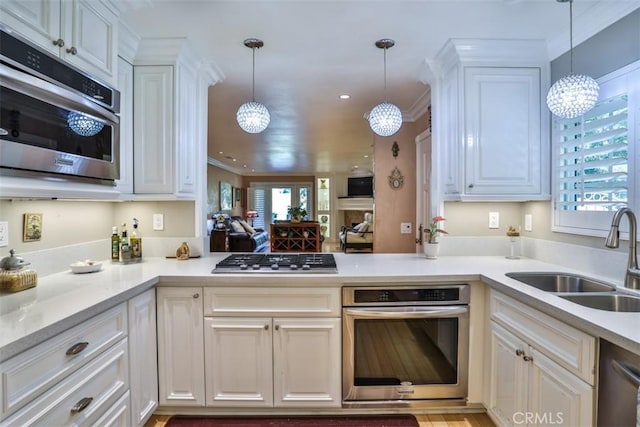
[357,222,369,237]
[239,219,256,235]
[230,220,245,233]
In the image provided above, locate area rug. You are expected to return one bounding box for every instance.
[165,414,419,427]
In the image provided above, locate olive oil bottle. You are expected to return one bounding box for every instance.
[111,226,120,262]
[119,223,132,263]
[130,218,142,262]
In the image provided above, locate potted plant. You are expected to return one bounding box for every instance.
[424,216,448,259]
[287,205,307,222]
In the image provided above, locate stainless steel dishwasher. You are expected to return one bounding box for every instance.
[598,339,640,426]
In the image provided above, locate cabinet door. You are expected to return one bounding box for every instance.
[175,60,197,196]
[273,318,341,408]
[116,56,134,194]
[0,0,61,56]
[60,0,118,84]
[488,323,528,427]
[156,287,204,406]
[134,65,174,194]
[128,289,158,426]
[528,348,593,427]
[204,317,273,407]
[464,67,542,196]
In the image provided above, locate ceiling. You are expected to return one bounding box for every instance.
[120,0,628,176]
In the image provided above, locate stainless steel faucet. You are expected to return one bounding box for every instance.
[605,207,640,289]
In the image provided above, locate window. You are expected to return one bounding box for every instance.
[552,61,640,237]
[248,182,313,230]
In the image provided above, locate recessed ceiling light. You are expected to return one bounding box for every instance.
[364,154,369,158]
[218,151,224,154]
[354,165,359,169]
[339,94,350,100]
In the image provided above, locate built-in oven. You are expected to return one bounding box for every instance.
[0,25,120,184]
[342,284,469,406]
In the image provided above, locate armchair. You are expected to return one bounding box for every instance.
[339,212,374,253]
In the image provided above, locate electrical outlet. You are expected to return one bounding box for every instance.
[0,221,8,247]
[489,212,500,229]
[524,214,533,232]
[153,214,164,231]
[400,223,412,234]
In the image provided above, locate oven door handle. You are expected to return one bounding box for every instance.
[611,359,640,388]
[344,306,468,318]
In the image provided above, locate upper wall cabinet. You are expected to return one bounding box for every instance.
[430,39,550,201]
[0,0,119,85]
[132,38,221,198]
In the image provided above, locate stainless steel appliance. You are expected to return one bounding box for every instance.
[342,284,469,406]
[0,26,120,184]
[598,339,640,426]
[212,253,337,273]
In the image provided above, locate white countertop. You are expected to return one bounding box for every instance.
[1,253,639,361]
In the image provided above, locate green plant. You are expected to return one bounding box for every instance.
[425,215,448,243]
[287,205,307,221]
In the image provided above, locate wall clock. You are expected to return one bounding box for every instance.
[388,166,404,190]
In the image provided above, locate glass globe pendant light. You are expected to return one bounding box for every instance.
[368,39,402,137]
[546,0,599,119]
[236,38,270,134]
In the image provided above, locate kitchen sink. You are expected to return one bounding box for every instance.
[559,294,640,312]
[505,272,617,293]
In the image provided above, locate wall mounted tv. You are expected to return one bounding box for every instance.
[347,176,374,197]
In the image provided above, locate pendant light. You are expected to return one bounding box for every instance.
[368,39,402,137]
[236,38,270,134]
[546,0,599,119]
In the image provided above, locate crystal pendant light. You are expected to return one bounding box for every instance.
[67,112,104,137]
[546,0,599,119]
[368,39,402,137]
[236,38,270,134]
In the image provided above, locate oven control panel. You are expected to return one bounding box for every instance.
[343,285,469,306]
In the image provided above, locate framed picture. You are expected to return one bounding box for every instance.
[23,213,43,242]
[220,181,232,211]
[233,187,242,208]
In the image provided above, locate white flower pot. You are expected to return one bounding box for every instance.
[424,242,440,259]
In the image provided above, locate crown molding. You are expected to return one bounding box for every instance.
[118,21,140,64]
[207,157,244,175]
[405,87,431,122]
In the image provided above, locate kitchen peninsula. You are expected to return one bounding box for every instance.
[1,253,639,426]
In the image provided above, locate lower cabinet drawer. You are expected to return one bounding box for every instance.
[0,339,129,427]
[94,391,131,427]
[0,303,128,419]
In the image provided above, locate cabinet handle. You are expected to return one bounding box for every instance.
[523,355,533,362]
[468,183,474,188]
[264,324,269,330]
[52,38,65,47]
[515,349,525,357]
[66,46,78,55]
[193,293,199,299]
[66,342,89,356]
[70,397,93,414]
[275,325,280,331]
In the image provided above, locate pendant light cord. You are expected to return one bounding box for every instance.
[252,46,256,102]
[383,47,388,102]
[569,0,574,74]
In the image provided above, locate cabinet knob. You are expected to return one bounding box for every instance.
[468,183,474,189]
[70,397,93,414]
[523,355,534,362]
[193,293,199,299]
[66,341,89,356]
[52,38,65,47]
[515,349,525,357]
[275,325,280,331]
[66,46,78,55]
[264,324,269,330]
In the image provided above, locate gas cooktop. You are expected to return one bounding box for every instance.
[212,253,337,274]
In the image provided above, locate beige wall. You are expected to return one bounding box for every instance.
[373,121,419,253]
[207,164,244,217]
[0,200,195,255]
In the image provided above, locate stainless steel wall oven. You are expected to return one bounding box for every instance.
[342,284,469,406]
[0,26,120,184]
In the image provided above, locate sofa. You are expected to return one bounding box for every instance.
[227,216,269,252]
[339,212,374,253]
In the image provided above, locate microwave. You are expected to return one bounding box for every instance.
[0,26,120,185]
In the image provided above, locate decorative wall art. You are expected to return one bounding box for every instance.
[220,181,232,211]
[388,166,404,190]
[23,213,43,242]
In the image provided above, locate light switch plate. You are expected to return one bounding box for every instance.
[489,212,500,229]
[401,223,412,234]
[0,221,8,247]
[524,214,533,232]
[153,214,164,231]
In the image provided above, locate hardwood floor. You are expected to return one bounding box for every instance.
[145,412,495,427]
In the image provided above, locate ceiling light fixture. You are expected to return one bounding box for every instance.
[368,39,402,137]
[236,38,270,133]
[546,0,599,119]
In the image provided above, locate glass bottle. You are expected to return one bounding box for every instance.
[119,223,131,263]
[111,226,120,262]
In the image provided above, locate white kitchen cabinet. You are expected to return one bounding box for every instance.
[487,291,595,427]
[116,56,134,194]
[127,289,158,426]
[202,287,342,408]
[0,0,118,85]
[431,39,550,201]
[156,287,205,407]
[132,38,208,197]
[204,316,341,408]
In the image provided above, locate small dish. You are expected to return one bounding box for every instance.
[70,261,102,274]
